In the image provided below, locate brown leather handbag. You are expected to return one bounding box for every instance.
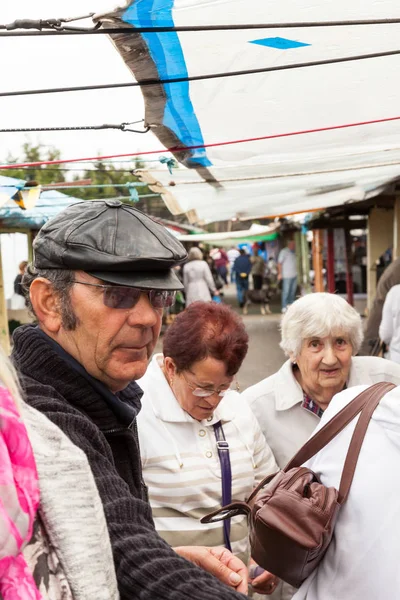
[201,382,395,588]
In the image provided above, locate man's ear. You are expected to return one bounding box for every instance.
[29,278,62,333]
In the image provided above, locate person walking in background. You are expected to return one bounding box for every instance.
[277,239,297,313]
[11,260,28,309]
[251,249,266,290]
[379,283,400,362]
[227,246,240,283]
[211,248,229,285]
[184,247,218,305]
[14,260,28,297]
[232,249,252,308]
[205,253,225,295]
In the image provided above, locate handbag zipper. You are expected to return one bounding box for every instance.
[284,468,330,512]
[284,467,310,490]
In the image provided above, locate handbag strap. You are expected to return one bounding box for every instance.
[337,381,394,502]
[213,421,232,552]
[285,381,396,502]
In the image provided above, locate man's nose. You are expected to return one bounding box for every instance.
[126,292,160,326]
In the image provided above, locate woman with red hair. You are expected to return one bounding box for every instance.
[137,302,279,595]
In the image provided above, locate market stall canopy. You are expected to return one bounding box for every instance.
[0,175,29,209]
[0,189,80,229]
[96,0,400,222]
[177,223,279,246]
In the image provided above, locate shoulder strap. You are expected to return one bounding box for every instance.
[284,382,395,476]
[213,421,232,551]
[338,381,395,502]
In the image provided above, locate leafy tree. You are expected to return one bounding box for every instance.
[3,144,179,221]
[74,159,137,201]
[5,143,66,184]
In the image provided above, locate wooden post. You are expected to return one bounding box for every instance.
[312,229,324,292]
[27,230,34,263]
[393,195,400,261]
[0,238,10,355]
[367,208,394,312]
[326,230,335,293]
[345,229,354,306]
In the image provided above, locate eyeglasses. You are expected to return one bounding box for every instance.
[73,280,176,310]
[181,372,240,398]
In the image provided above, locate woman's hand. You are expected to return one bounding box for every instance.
[249,559,280,595]
[174,545,248,595]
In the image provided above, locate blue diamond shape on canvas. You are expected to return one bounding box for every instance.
[250,37,311,50]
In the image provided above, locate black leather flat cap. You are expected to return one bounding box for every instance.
[33,199,187,290]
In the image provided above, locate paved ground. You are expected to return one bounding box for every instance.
[157,283,286,391]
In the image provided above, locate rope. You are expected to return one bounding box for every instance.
[0,121,149,134]
[82,193,161,201]
[1,18,400,35]
[42,182,148,190]
[1,114,399,170]
[10,148,397,169]
[1,49,399,98]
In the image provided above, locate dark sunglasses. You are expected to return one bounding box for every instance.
[73,280,176,309]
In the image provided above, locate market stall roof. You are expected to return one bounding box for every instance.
[0,175,27,209]
[136,151,400,223]
[0,189,80,229]
[177,223,279,246]
[97,0,400,222]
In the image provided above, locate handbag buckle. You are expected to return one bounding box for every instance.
[216,441,229,449]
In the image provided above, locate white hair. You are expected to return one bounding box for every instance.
[188,247,203,261]
[280,293,363,358]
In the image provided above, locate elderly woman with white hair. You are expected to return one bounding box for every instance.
[242,292,400,468]
[183,247,218,306]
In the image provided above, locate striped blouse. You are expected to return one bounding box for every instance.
[137,354,278,562]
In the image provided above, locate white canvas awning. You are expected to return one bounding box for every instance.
[177,223,279,246]
[97,0,400,223]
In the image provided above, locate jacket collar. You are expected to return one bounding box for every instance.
[12,324,143,431]
[138,354,235,425]
[274,357,370,411]
[273,359,305,411]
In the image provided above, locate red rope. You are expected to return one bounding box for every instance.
[1,115,399,169]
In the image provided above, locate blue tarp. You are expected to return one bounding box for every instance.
[0,175,25,211]
[0,184,80,230]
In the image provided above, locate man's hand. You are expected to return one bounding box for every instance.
[174,546,248,595]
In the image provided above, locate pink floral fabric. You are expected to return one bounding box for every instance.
[0,386,42,599]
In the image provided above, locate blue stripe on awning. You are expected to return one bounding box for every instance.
[122,0,212,168]
[250,37,311,50]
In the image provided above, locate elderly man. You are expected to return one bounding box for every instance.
[12,200,248,600]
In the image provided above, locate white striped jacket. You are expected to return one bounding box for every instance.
[137,354,277,562]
